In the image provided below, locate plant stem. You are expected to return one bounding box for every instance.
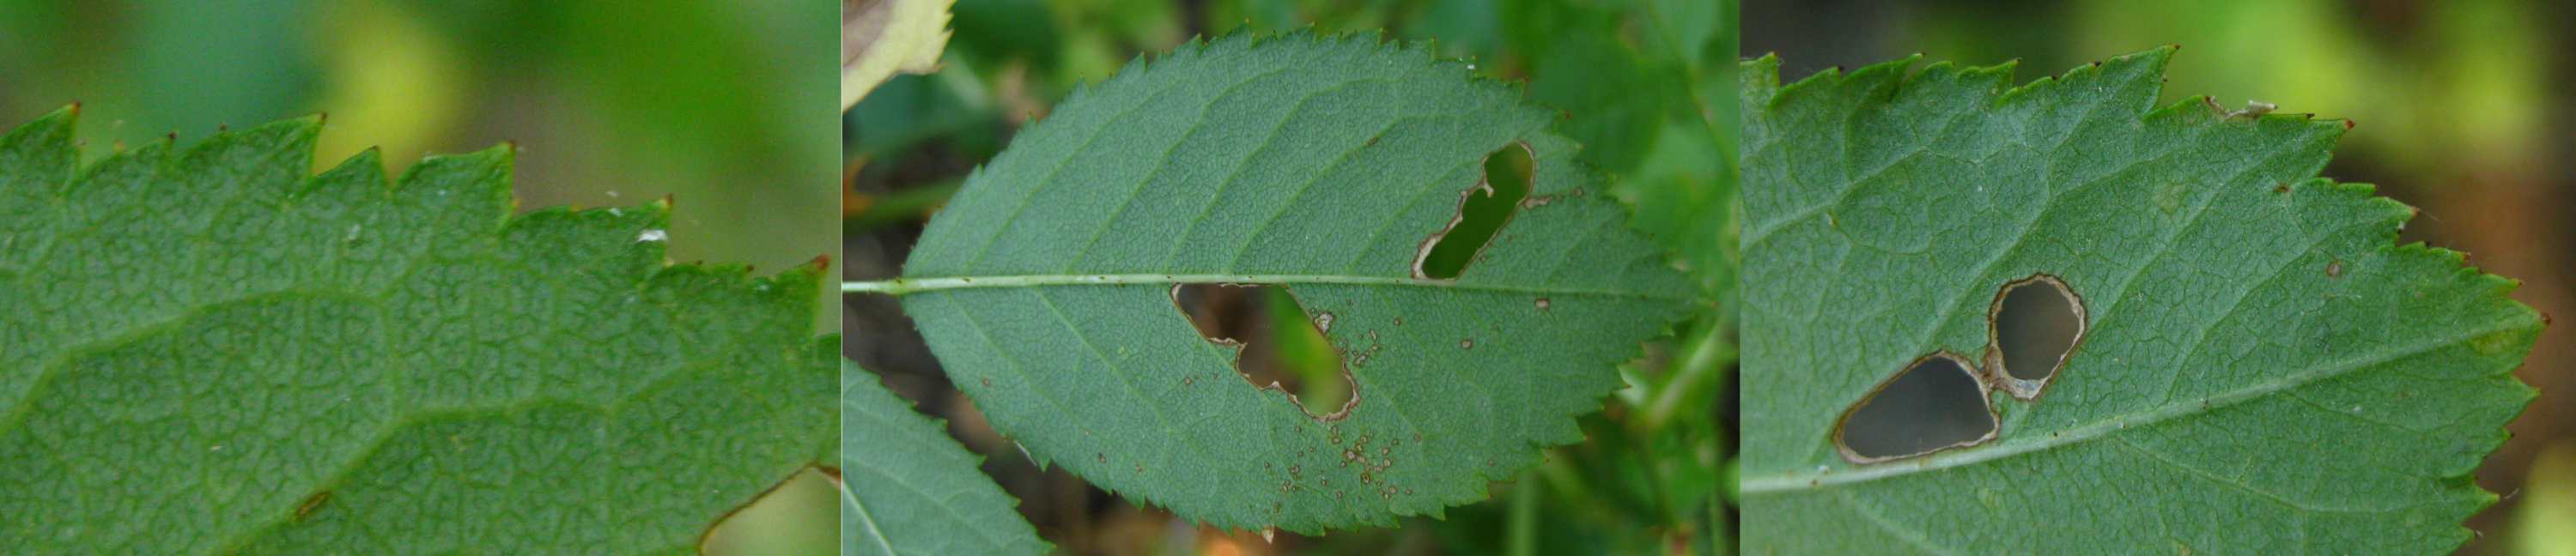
[1507,469,1543,556]
[1644,321,1735,429]
[844,179,961,234]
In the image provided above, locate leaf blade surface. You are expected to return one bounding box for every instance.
[0,110,834,553]
[841,360,1047,556]
[897,32,1694,532]
[1737,49,2538,553]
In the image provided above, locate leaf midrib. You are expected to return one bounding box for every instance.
[1738,319,2524,494]
[844,273,1693,300]
[836,476,898,555]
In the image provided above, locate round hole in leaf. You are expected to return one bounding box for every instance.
[1987,274,2087,399]
[1834,352,1996,463]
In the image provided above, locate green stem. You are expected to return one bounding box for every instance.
[1644,322,1735,429]
[1507,469,1543,556]
[844,180,961,234]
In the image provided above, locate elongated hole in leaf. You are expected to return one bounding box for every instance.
[1988,274,2086,398]
[1413,142,1534,280]
[1835,353,1996,462]
[1170,283,1358,420]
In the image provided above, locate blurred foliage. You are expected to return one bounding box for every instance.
[1755,0,2551,202]
[0,2,838,554]
[0,0,837,292]
[848,0,1732,553]
[2514,442,2576,556]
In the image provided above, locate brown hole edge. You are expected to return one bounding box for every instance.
[1983,273,2088,401]
[1167,283,1362,422]
[698,464,831,552]
[1410,140,1535,281]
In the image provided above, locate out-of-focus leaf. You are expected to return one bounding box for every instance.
[846,0,956,109]
[2516,443,2576,556]
[841,361,1048,555]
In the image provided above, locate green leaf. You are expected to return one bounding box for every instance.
[882,32,1693,532]
[0,109,835,553]
[841,360,1048,555]
[1513,0,1735,299]
[1736,48,2538,553]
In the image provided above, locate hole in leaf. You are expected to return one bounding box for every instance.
[1835,353,1996,463]
[1986,274,2086,399]
[1170,283,1358,420]
[699,468,840,554]
[1413,142,1534,280]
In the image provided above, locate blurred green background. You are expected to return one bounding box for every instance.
[1747,0,2572,553]
[847,0,1733,553]
[0,0,838,305]
[0,1,840,554]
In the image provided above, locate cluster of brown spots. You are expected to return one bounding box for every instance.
[1343,432,1402,499]
[1347,335,1386,368]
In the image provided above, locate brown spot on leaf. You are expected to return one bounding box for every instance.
[294,491,331,520]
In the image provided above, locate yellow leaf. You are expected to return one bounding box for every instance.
[843,0,954,110]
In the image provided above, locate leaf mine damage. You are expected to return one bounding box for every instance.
[1171,283,1358,420]
[1986,274,2086,399]
[1413,142,1535,280]
[1834,352,1997,463]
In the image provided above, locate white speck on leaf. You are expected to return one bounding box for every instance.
[637,229,666,243]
